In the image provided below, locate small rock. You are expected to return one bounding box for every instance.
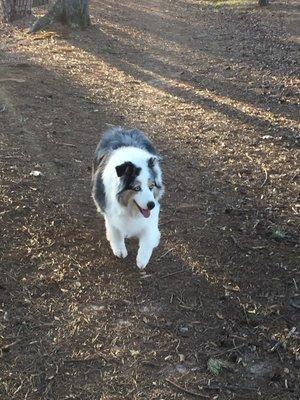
[30,170,42,177]
[179,324,190,336]
[248,360,278,380]
[175,364,187,374]
[262,135,273,140]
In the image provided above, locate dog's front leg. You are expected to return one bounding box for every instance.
[105,217,128,258]
[136,229,160,270]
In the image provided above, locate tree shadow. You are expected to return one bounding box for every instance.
[1,52,298,399]
[96,0,299,73]
[59,5,299,149]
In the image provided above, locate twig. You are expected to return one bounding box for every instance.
[245,153,254,162]
[1,339,22,351]
[160,218,187,226]
[260,165,268,188]
[292,278,298,291]
[0,155,24,159]
[210,344,245,356]
[55,142,77,148]
[64,357,102,363]
[290,299,300,310]
[69,256,83,269]
[35,242,55,251]
[33,322,54,328]
[176,204,200,210]
[276,348,283,363]
[142,361,161,368]
[64,352,114,364]
[0,78,26,83]
[161,269,188,279]
[242,305,250,326]
[251,246,266,250]
[229,334,247,341]
[165,378,210,398]
[156,247,175,261]
[230,235,244,251]
[200,383,258,392]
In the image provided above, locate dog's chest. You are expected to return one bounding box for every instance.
[112,213,147,238]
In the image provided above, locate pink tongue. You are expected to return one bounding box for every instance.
[140,208,150,218]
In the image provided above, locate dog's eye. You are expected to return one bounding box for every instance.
[133,186,141,191]
[149,184,155,190]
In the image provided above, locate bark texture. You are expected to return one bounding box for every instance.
[29,0,90,33]
[1,0,32,22]
[32,0,48,7]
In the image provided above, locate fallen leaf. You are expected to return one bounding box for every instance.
[223,284,240,292]
[207,358,222,375]
[130,350,140,357]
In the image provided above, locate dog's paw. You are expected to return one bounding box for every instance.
[112,246,128,259]
[136,256,149,270]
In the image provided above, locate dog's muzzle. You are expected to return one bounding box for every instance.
[134,201,155,218]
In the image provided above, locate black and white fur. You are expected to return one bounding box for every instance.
[92,127,164,269]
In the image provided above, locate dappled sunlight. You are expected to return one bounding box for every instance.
[3,20,298,237]
[1,0,299,398]
[6,27,298,139]
[91,5,298,80]
[3,1,298,140]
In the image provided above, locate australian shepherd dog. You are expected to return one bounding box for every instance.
[92,127,164,269]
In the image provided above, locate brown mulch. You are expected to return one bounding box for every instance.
[0,0,299,399]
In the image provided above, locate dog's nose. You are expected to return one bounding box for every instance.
[147,201,155,210]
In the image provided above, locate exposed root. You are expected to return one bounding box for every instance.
[29,0,91,33]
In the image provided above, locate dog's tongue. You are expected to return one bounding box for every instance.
[140,208,150,218]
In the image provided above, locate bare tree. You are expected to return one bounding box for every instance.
[29,0,90,33]
[1,0,32,22]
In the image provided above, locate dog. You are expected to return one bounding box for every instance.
[92,127,164,269]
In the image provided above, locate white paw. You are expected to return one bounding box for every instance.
[112,245,128,259]
[136,256,149,270]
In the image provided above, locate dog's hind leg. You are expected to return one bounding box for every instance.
[105,218,128,259]
[136,229,160,270]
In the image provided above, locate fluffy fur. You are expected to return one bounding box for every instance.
[92,127,164,269]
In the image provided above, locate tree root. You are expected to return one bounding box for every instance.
[29,0,90,33]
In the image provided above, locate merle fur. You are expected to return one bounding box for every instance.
[92,127,157,212]
[116,163,141,205]
[116,162,141,194]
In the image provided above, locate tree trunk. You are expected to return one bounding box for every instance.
[259,0,269,6]
[1,0,32,22]
[29,0,90,33]
[32,0,48,7]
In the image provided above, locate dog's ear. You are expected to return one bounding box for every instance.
[116,161,134,177]
[148,157,158,168]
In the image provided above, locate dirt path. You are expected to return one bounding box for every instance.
[1,0,299,399]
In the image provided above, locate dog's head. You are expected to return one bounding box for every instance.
[116,157,163,218]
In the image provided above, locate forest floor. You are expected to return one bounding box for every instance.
[0,0,299,399]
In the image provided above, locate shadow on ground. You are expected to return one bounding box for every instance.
[1,52,298,399]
